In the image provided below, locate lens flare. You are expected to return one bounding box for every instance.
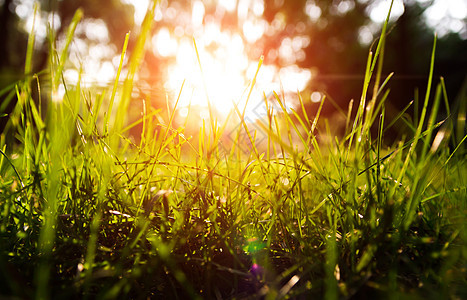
[132,1,312,121]
[156,27,254,118]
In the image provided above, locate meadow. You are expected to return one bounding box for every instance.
[0,2,466,299]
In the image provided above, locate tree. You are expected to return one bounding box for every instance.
[0,0,136,132]
[1,0,465,140]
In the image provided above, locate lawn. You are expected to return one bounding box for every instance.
[0,2,466,299]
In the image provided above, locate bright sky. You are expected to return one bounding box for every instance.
[368,0,467,37]
[124,0,467,35]
[122,0,466,120]
[124,0,311,120]
[17,0,467,115]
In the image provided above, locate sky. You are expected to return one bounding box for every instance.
[122,0,467,38]
[12,0,467,117]
[118,0,467,118]
[368,0,467,38]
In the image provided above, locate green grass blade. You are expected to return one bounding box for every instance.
[105,31,130,136]
[114,1,158,139]
[395,34,437,192]
[52,9,82,94]
[24,3,38,76]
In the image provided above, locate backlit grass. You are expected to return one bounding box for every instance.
[0,1,466,299]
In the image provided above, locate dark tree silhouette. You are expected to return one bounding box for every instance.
[0,0,135,132]
[1,0,465,139]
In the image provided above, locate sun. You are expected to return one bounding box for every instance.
[126,0,312,122]
[125,0,256,118]
[154,25,256,118]
[152,22,311,122]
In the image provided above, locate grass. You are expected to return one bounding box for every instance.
[1,1,466,299]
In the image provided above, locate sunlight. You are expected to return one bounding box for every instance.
[160,26,250,116]
[122,0,150,23]
[424,0,467,37]
[219,0,237,12]
[368,0,405,23]
[157,25,311,121]
[121,1,312,122]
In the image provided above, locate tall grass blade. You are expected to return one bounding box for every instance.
[114,1,158,139]
[51,9,82,96]
[105,31,130,136]
[394,34,437,196]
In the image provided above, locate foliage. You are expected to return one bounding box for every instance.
[1,1,466,133]
[0,1,466,299]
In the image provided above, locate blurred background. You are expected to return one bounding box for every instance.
[1,0,466,140]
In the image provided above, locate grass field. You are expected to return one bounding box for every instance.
[0,2,466,299]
